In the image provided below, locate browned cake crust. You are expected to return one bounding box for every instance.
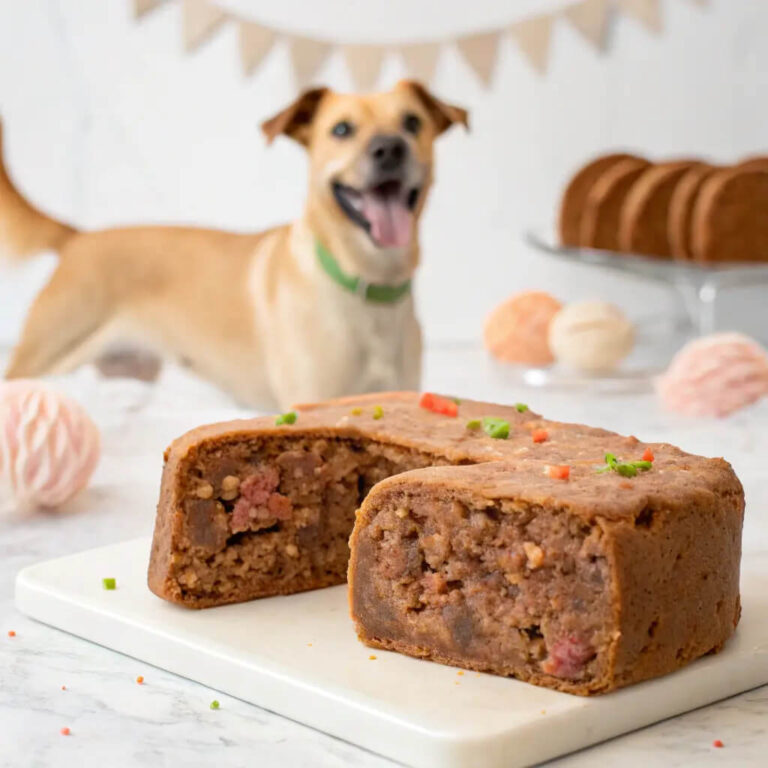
[619,161,699,258]
[558,153,636,247]
[580,157,650,251]
[348,440,743,695]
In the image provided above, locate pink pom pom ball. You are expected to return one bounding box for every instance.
[0,380,100,512]
[656,333,768,418]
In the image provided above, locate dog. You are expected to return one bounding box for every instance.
[0,81,467,409]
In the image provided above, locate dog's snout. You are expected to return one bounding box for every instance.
[368,135,409,172]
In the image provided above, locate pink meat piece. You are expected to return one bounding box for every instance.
[228,467,292,533]
[542,635,595,679]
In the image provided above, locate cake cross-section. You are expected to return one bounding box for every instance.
[148,392,743,694]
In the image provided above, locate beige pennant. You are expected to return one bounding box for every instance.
[616,0,661,32]
[343,45,387,91]
[456,31,500,86]
[239,21,276,76]
[182,0,227,52]
[563,0,611,50]
[399,42,441,85]
[289,36,333,88]
[134,0,165,19]
[508,15,552,74]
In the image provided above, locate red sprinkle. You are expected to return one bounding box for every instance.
[532,429,549,444]
[547,465,570,480]
[136,676,144,685]
[713,739,724,748]
[60,727,70,736]
[419,392,458,417]
[642,448,655,463]
[7,630,15,638]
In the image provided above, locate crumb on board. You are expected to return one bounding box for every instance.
[457,670,464,676]
[61,685,66,691]
[368,655,377,660]
[307,643,312,647]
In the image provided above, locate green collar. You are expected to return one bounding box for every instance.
[315,240,411,304]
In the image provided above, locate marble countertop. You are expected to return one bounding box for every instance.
[2,344,767,767]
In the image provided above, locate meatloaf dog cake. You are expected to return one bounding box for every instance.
[148,392,743,694]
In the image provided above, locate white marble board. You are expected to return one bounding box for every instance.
[14,538,768,768]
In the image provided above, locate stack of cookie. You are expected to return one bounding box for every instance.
[558,153,768,263]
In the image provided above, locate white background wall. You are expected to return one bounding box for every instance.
[0,0,766,348]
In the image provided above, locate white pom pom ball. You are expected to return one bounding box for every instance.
[0,380,100,513]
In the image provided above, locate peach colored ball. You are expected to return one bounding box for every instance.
[656,333,768,418]
[0,380,100,512]
[484,292,562,366]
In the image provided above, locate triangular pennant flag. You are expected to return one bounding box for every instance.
[343,45,387,91]
[289,36,333,88]
[399,42,441,85]
[508,15,552,74]
[456,31,500,86]
[616,0,661,32]
[239,21,276,76]
[563,0,611,50]
[182,0,227,52]
[134,0,165,19]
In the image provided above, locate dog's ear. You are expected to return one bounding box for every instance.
[261,87,330,146]
[398,80,469,135]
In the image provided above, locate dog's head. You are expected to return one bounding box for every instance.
[262,81,467,277]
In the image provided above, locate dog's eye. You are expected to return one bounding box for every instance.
[331,121,355,138]
[402,113,422,135]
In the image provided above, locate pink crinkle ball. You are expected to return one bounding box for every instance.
[656,333,768,418]
[0,380,100,512]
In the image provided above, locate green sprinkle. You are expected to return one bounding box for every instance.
[102,578,116,590]
[350,407,363,416]
[515,403,529,413]
[466,419,482,430]
[482,417,510,440]
[372,405,384,420]
[275,411,297,426]
[597,453,653,478]
[210,700,220,710]
[452,397,462,405]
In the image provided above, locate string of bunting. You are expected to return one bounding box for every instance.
[133,0,709,87]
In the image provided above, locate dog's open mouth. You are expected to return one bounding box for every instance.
[332,180,421,249]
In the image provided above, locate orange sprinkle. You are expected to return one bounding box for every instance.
[457,670,464,676]
[60,727,70,736]
[713,739,724,748]
[307,643,313,647]
[136,676,144,685]
[368,655,377,660]
[532,429,548,444]
[642,447,655,463]
[547,464,570,480]
[7,630,15,638]
[61,685,67,691]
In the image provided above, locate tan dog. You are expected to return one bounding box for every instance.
[0,81,467,409]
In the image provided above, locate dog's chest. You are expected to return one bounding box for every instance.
[337,294,412,391]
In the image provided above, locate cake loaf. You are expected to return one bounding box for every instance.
[148,391,743,694]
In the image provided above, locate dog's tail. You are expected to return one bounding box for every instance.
[0,118,77,262]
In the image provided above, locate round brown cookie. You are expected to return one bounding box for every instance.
[618,161,700,258]
[558,153,637,247]
[579,157,651,251]
[736,156,768,170]
[668,163,718,261]
[691,166,768,263]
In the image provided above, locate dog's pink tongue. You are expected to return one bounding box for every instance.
[362,194,413,248]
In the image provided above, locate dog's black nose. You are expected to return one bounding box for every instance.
[368,135,409,172]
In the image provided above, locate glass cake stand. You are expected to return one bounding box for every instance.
[505,229,768,393]
[526,228,768,337]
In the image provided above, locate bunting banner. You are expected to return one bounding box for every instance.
[132,0,708,87]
